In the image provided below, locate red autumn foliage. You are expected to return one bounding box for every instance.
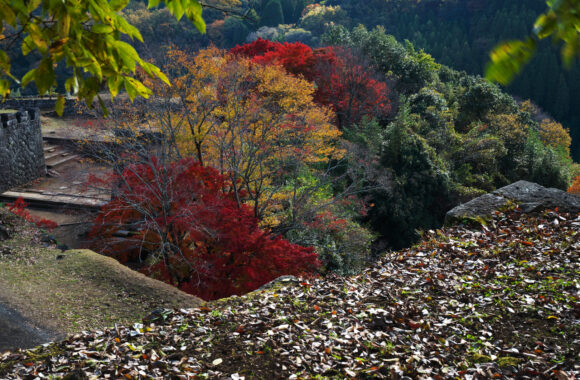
[230,37,277,57]
[230,39,392,128]
[306,210,348,232]
[254,41,329,82]
[89,158,319,300]
[7,197,58,229]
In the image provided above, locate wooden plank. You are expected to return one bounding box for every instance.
[44,150,66,161]
[0,191,106,209]
[46,154,79,169]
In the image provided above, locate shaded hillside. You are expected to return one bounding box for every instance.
[2,206,578,378]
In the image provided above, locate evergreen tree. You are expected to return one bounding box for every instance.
[280,0,297,23]
[367,104,452,249]
[260,0,285,27]
[552,74,570,120]
[224,17,250,45]
[293,0,307,22]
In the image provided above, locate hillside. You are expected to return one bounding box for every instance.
[324,0,580,160]
[1,2,579,378]
[5,1,579,161]
[4,2,577,252]
[118,0,580,159]
[1,206,578,378]
[232,0,580,160]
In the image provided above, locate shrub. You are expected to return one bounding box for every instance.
[286,207,374,275]
[7,198,57,230]
[568,175,580,195]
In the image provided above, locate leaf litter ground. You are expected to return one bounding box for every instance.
[1,208,578,379]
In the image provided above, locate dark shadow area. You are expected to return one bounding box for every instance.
[0,303,60,351]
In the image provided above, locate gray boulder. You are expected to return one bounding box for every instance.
[445,180,580,224]
[493,180,580,213]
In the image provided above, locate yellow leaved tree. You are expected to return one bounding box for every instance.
[538,119,572,155]
[0,0,244,113]
[144,47,344,228]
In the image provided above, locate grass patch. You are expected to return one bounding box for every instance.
[0,208,201,337]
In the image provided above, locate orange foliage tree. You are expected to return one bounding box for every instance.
[568,175,580,195]
[87,46,375,282]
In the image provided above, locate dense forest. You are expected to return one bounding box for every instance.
[326,0,580,160]
[98,0,580,159]
[80,29,573,299]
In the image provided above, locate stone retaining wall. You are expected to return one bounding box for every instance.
[0,109,45,193]
[1,97,77,116]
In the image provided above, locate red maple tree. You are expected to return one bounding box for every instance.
[229,37,278,57]
[89,157,319,300]
[230,39,392,128]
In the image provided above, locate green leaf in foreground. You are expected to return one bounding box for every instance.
[0,0,206,110]
[486,0,580,84]
[55,95,65,116]
[485,38,536,85]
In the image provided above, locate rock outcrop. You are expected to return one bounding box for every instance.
[445,180,580,224]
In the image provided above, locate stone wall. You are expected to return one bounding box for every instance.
[0,109,45,193]
[1,97,77,116]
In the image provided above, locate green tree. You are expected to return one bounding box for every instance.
[280,0,297,23]
[551,73,570,119]
[457,79,516,128]
[367,103,452,249]
[260,0,284,27]
[519,130,571,189]
[223,16,251,45]
[323,24,440,94]
[0,0,206,113]
[293,0,307,22]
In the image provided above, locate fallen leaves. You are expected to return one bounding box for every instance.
[1,208,579,379]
